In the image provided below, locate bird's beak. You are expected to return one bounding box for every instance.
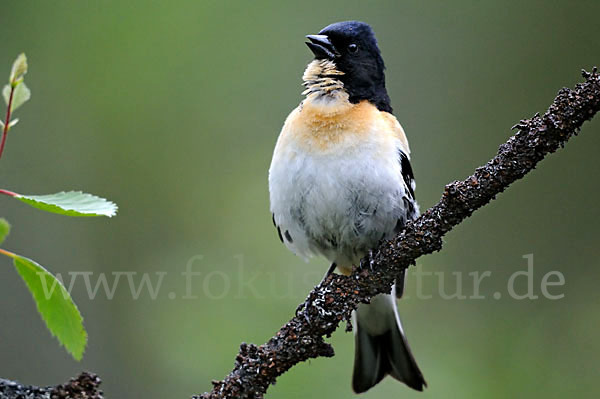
[305,34,339,60]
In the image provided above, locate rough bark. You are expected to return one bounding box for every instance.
[195,68,600,399]
[0,372,102,399]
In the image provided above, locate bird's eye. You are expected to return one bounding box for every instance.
[348,43,358,53]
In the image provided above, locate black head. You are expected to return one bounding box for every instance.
[306,21,392,113]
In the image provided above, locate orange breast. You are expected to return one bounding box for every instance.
[278,99,410,155]
[286,100,378,151]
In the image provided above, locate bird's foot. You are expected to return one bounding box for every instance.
[356,249,376,272]
[296,295,316,325]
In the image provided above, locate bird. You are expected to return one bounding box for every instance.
[268,21,426,393]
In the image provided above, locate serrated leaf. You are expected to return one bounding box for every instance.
[0,218,10,245]
[16,191,118,217]
[13,254,87,360]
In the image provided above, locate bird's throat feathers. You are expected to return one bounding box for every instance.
[302,59,349,110]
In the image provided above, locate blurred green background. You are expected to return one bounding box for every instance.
[1,1,599,398]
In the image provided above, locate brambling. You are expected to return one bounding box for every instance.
[268,21,426,393]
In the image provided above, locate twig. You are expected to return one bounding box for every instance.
[195,67,600,399]
[0,85,15,161]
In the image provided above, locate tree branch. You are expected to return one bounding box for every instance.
[0,372,102,399]
[195,67,600,399]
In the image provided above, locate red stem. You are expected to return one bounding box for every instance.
[0,85,15,161]
[0,248,17,259]
[0,188,17,197]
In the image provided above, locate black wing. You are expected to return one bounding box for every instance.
[396,150,418,298]
[398,150,418,220]
[399,150,416,201]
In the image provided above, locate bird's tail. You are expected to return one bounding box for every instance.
[352,290,426,393]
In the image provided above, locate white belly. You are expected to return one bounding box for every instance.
[269,127,411,268]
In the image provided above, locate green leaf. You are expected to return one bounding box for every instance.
[0,218,10,245]
[3,82,30,112]
[12,82,30,111]
[2,84,10,106]
[9,53,28,85]
[16,191,118,217]
[13,254,87,360]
